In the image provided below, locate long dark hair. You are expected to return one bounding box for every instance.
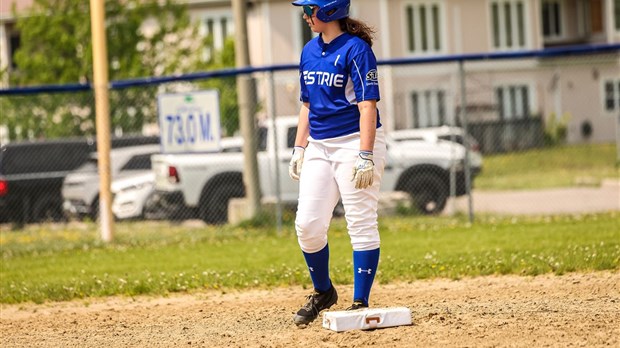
[339,17,376,47]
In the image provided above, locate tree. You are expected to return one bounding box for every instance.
[0,0,239,140]
[11,0,208,84]
[197,37,240,136]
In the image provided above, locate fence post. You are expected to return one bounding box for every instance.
[616,111,620,163]
[267,71,283,235]
[232,0,261,219]
[459,60,474,223]
[448,103,457,215]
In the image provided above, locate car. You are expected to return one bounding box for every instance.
[388,126,483,170]
[62,144,161,220]
[0,139,94,223]
[111,171,156,220]
[110,137,244,220]
[0,136,160,224]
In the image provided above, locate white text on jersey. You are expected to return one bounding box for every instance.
[303,71,345,88]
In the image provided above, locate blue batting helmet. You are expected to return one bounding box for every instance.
[292,0,350,22]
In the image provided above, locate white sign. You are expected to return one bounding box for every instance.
[157,90,221,153]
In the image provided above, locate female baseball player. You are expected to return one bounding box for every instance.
[289,0,386,326]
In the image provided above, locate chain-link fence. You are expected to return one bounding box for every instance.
[1,46,619,228]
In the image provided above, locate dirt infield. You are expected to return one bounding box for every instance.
[1,271,618,347]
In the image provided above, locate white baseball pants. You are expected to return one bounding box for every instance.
[295,128,386,253]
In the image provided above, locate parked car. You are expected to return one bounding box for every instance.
[110,137,243,220]
[62,144,161,220]
[0,139,94,223]
[388,126,483,169]
[111,171,156,220]
[0,136,160,224]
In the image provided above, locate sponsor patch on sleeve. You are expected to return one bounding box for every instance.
[365,69,379,86]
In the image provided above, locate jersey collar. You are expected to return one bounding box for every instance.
[317,32,351,53]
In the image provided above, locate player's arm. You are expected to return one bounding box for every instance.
[289,103,310,181]
[294,102,311,148]
[358,100,377,152]
[348,49,379,152]
[352,100,377,189]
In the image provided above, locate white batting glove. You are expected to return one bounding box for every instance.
[289,146,305,181]
[351,151,374,189]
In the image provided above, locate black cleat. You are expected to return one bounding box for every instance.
[293,285,338,326]
[346,300,368,311]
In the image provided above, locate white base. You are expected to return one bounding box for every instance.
[322,307,412,332]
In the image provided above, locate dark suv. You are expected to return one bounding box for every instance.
[0,139,94,223]
[0,136,159,224]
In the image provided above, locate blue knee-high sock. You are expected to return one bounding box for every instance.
[353,248,380,306]
[302,244,332,293]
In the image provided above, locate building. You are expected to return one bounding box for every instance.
[1,0,619,144]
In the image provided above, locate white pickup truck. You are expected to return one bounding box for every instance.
[151,116,481,223]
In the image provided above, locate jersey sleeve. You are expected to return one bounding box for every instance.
[348,50,380,102]
[299,50,309,103]
[299,69,309,102]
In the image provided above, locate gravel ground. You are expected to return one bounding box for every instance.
[1,271,618,347]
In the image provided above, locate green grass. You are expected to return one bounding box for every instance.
[1,212,619,304]
[476,143,619,190]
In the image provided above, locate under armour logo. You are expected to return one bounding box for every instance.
[309,267,314,272]
[358,268,372,274]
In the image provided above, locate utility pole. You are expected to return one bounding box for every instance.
[89,0,114,242]
[232,0,261,218]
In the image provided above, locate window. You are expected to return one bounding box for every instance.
[201,13,234,61]
[121,154,153,171]
[296,13,319,56]
[300,16,315,46]
[287,127,298,149]
[9,31,20,70]
[615,0,620,31]
[405,1,442,54]
[410,89,447,127]
[491,0,526,50]
[3,24,21,71]
[542,0,562,38]
[603,79,620,112]
[590,0,604,33]
[495,85,531,119]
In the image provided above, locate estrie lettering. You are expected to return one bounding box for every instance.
[303,71,345,88]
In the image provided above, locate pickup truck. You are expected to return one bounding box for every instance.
[151,116,481,223]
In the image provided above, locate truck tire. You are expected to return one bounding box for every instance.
[143,192,167,220]
[89,196,99,221]
[32,195,66,222]
[405,173,448,215]
[200,183,245,224]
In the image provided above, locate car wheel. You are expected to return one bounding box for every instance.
[200,183,245,224]
[33,195,66,223]
[405,173,448,215]
[143,192,170,220]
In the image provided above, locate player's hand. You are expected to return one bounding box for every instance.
[351,151,374,189]
[289,146,305,181]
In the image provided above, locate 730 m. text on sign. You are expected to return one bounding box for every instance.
[157,90,222,154]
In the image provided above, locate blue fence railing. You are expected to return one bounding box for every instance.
[1,43,619,95]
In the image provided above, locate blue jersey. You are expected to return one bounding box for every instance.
[299,33,381,140]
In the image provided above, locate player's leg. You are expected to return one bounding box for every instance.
[335,131,387,307]
[294,142,341,325]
